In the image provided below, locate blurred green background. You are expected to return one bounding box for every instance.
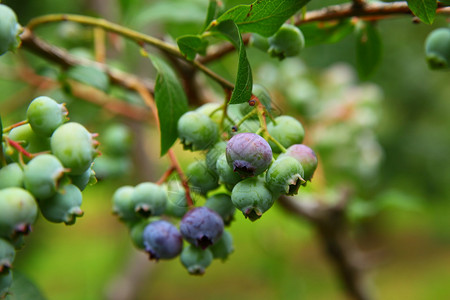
[1,0,450,299]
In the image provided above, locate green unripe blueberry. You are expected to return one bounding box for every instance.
[425,28,450,70]
[92,155,131,180]
[205,141,227,176]
[268,24,305,60]
[0,163,24,189]
[180,244,213,275]
[131,182,167,218]
[8,124,51,156]
[231,177,275,221]
[205,193,236,226]
[216,154,242,188]
[282,144,318,181]
[51,122,97,175]
[112,185,140,223]
[129,219,151,250]
[0,238,15,272]
[265,156,305,195]
[0,188,38,239]
[186,160,219,195]
[26,96,68,137]
[177,111,218,151]
[102,123,133,156]
[267,115,305,153]
[210,230,234,261]
[39,184,83,225]
[164,183,189,218]
[0,269,13,298]
[23,154,66,200]
[69,166,96,191]
[0,4,22,56]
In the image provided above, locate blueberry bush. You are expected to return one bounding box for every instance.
[0,0,449,299]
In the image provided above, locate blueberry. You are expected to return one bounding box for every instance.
[210,230,234,261]
[186,160,219,195]
[231,177,275,221]
[51,122,97,175]
[0,238,15,273]
[268,24,305,60]
[0,188,38,239]
[142,220,183,260]
[180,206,224,249]
[425,27,450,70]
[204,193,236,226]
[8,124,51,158]
[265,156,305,195]
[0,269,13,298]
[131,182,167,218]
[23,154,66,200]
[38,184,83,225]
[164,182,189,218]
[216,153,242,189]
[0,4,22,56]
[205,141,227,176]
[180,244,213,275]
[101,123,133,156]
[177,111,218,151]
[226,133,272,177]
[69,166,96,191]
[267,116,305,153]
[282,144,318,181]
[26,96,68,137]
[0,163,24,189]
[112,185,140,223]
[129,219,151,249]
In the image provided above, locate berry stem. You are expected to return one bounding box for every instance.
[167,149,194,208]
[219,89,232,133]
[5,138,33,159]
[235,109,258,129]
[2,120,29,133]
[156,166,176,185]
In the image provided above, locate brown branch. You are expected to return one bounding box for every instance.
[19,28,155,94]
[278,190,373,300]
[295,1,449,25]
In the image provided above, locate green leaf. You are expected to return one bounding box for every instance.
[300,20,354,47]
[406,0,437,24]
[214,20,253,104]
[177,35,209,61]
[148,54,188,156]
[66,65,110,92]
[214,0,311,37]
[202,0,225,32]
[355,21,382,80]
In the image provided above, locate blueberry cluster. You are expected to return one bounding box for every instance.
[0,96,98,297]
[113,84,318,275]
[112,183,233,275]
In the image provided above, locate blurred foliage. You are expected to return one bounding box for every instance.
[1,0,450,299]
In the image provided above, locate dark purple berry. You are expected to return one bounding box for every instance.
[226,133,272,177]
[180,207,224,249]
[142,220,183,260]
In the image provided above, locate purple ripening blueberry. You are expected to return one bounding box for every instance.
[142,220,183,260]
[226,133,272,178]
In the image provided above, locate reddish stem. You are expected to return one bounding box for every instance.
[168,149,194,207]
[2,120,28,132]
[156,166,176,185]
[6,139,33,158]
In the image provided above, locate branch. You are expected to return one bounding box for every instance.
[278,191,373,300]
[295,1,450,25]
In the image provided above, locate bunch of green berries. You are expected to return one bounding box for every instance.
[112,84,318,275]
[0,96,98,297]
